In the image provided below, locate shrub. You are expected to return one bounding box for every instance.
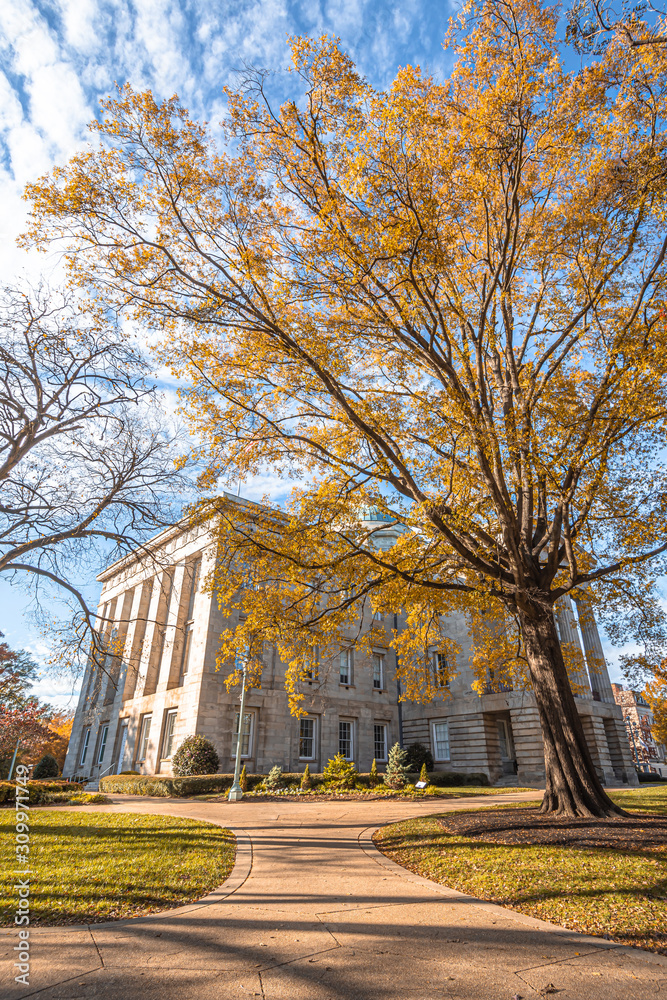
[0,780,84,805]
[384,743,410,789]
[637,771,667,783]
[265,765,284,789]
[419,762,429,784]
[33,754,60,779]
[323,753,358,790]
[171,734,220,777]
[67,792,110,804]
[404,742,434,773]
[300,764,312,791]
[426,771,490,787]
[369,758,379,788]
[120,770,140,775]
[240,763,248,792]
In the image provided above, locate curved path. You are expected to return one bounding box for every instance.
[2,791,666,999]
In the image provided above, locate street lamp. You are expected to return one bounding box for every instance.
[228,655,248,802]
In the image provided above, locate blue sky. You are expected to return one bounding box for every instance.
[0,0,638,704]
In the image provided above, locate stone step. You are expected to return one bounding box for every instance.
[84,780,99,791]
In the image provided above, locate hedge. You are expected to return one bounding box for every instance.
[100,769,490,797]
[0,781,84,805]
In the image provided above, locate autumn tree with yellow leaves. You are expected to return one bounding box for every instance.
[22,0,667,816]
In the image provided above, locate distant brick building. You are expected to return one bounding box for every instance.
[612,684,666,776]
[63,504,638,788]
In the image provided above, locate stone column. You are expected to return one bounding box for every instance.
[574,593,615,703]
[156,561,186,691]
[555,596,591,697]
[121,578,153,701]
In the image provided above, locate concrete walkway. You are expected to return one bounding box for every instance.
[2,791,666,999]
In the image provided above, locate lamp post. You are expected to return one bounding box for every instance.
[228,657,248,802]
[7,739,20,780]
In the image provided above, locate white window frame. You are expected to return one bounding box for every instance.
[97,724,109,765]
[432,651,449,688]
[80,727,91,765]
[373,723,388,761]
[299,716,317,760]
[372,652,385,690]
[232,710,255,759]
[137,714,152,762]
[431,720,451,762]
[339,719,354,760]
[339,648,353,686]
[162,709,178,759]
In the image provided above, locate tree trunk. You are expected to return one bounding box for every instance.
[516,597,626,818]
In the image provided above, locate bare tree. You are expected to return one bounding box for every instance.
[0,286,183,666]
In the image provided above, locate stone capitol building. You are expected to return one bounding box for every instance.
[63,501,638,789]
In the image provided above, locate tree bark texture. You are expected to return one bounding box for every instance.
[517,599,626,818]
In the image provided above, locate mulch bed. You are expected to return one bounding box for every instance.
[438,808,667,851]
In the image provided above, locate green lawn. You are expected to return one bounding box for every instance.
[374,787,667,954]
[0,811,235,925]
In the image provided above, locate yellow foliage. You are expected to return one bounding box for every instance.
[21,0,667,738]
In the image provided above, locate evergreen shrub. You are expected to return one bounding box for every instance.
[265,765,283,789]
[171,734,220,776]
[404,742,434,773]
[300,764,312,790]
[322,753,358,789]
[369,758,379,787]
[384,743,410,789]
[33,754,60,779]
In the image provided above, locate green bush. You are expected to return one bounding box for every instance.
[404,742,434,773]
[0,780,84,805]
[171,734,220,776]
[300,764,312,791]
[369,758,380,788]
[33,754,60,779]
[239,763,248,792]
[67,792,110,804]
[384,743,410,789]
[637,771,667,783]
[323,753,358,790]
[426,771,490,787]
[265,765,284,789]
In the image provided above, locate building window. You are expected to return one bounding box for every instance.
[162,710,177,759]
[299,717,316,759]
[137,714,152,762]
[304,647,319,682]
[339,648,353,685]
[431,720,450,761]
[432,652,449,687]
[80,728,91,765]
[232,711,254,758]
[373,652,385,690]
[97,724,109,765]
[339,720,353,760]
[374,723,388,761]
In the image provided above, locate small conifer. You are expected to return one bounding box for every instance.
[419,762,429,784]
[300,763,312,791]
[240,763,248,791]
[369,758,379,787]
[383,742,410,789]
